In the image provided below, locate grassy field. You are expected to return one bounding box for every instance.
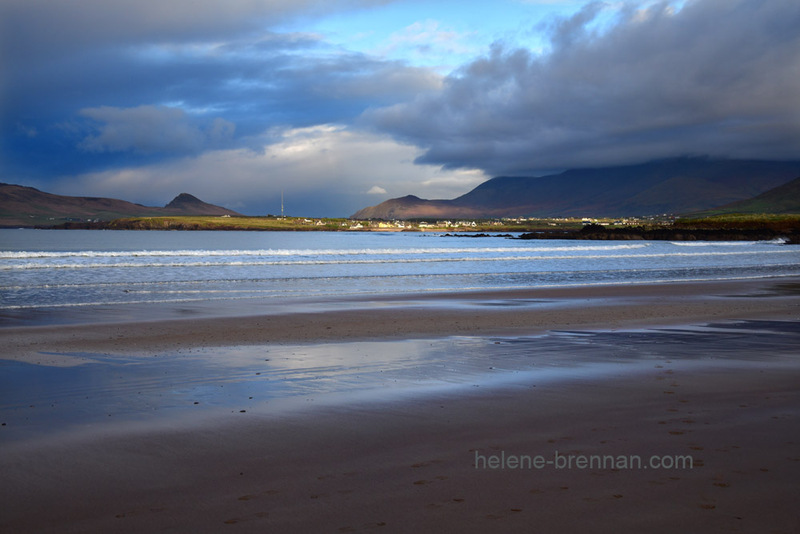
[674,213,800,232]
[46,213,800,238]
[105,216,352,231]
[101,215,600,232]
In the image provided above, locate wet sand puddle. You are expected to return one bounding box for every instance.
[1,320,798,442]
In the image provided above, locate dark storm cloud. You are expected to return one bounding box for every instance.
[0,0,438,179]
[364,0,800,176]
[78,105,236,154]
[1,0,391,65]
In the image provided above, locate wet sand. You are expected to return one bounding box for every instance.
[1,278,800,532]
[3,277,800,362]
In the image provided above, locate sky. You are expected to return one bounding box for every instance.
[2,0,799,216]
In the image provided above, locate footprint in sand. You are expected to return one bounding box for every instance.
[410,459,444,469]
[413,470,448,486]
[115,506,158,519]
[223,512,268,525]
[238,489,279,501]
[484,508,524,520]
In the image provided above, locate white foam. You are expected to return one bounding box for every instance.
[669,237,788,246]
[0,243,651,260]
[1,248,794,271]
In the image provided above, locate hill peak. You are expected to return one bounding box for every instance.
[162,192,240,216]
[165,193,204,208]
[0,184,241,227]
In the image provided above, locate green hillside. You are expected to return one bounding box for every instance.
[692,176,800,216]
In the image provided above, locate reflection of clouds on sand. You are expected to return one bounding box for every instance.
[3,320,799,443]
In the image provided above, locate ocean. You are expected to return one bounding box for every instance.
[1,229,798,323]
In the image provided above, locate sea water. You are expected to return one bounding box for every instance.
[1,229,798,317]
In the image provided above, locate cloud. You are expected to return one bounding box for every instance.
[58,125,487,216]
[16,123,38,138]
[376,19,482,70]
[0,0,395,66]
[365,0,800,176]
[78,105,235,154]
[1,19,441,180]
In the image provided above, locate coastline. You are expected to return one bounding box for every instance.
[1,277,799,532]
[24,221,800,244]
[3,277,799,361]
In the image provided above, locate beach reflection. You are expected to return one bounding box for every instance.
[2,320,798,442]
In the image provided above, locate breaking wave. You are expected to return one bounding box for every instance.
[1,230,798,312]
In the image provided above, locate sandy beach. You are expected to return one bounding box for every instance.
[1,278,799,532]
[3,278,800,360]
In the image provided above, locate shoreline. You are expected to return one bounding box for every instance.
[15,223,800,244]
[3,276,799,362]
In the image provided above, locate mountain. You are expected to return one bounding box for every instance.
[691,176,800,216]
[162,192,237,215]
[351,158,800,219]
[0,183,241,227]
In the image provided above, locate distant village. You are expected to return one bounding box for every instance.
[280,215,670,232]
